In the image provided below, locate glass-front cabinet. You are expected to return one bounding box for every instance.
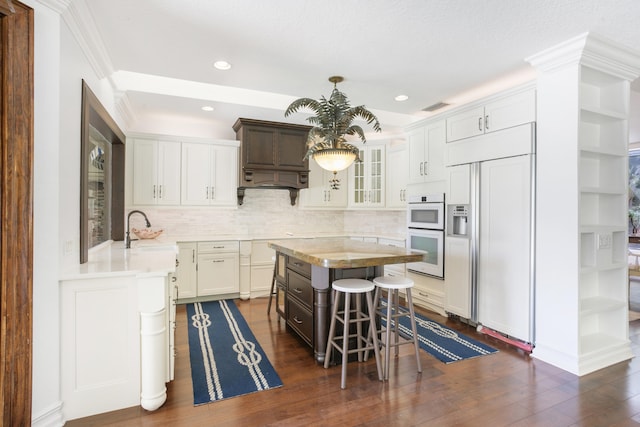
[349,145,385,208]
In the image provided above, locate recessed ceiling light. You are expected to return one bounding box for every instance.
[213,60,231,70]
[395,94,409,102]
[201,106,214,112]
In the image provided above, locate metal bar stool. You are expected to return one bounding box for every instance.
[370,275,422,380]
[324,278,383,389]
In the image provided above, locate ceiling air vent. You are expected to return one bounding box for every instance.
[422,102,450,112]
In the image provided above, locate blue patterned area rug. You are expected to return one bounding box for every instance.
[381,300,498,364]
[186,300,283,405]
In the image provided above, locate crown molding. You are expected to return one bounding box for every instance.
[113,90,136,131]
[53,0,114,80]
[526,32,640,81]
[36,0,70,14]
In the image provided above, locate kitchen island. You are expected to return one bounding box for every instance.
[268,238,425,363]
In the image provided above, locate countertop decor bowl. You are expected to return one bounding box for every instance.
[132,228,164,239]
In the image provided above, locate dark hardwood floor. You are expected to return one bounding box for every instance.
[67,298,640,426]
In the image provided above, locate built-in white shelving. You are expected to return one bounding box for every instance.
[528,32,640,375]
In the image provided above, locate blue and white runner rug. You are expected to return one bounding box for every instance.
[186,300,283,405]
[381,300,498,364]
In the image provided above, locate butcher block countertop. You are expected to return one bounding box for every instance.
[268,237,425,269]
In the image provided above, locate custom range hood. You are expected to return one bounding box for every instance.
[233,118,311,206]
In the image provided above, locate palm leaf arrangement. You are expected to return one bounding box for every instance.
[284,76,382,163]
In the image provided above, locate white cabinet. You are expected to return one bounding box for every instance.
[385,144,409,208]
[378,237,406,277]
[406,271,447,317]
[444,236,471,318]
[181,142,238,206]
[176,241,240,299]
[446,88,536,142]
[408,120,446,184]
[176,242,197,300]
[250,240,276,298]
[132,139,181,205]
[528,33,639,375]
[446,164,471,205]
[61,270,174,419]
[349,145,385,208]
[196,241,240,296]
[301,158,348,208]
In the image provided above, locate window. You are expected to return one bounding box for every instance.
[629,149,640,235]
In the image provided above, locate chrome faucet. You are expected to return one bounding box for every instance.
[125,210,151,249]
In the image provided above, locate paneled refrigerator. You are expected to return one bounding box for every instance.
[445,123,535,346]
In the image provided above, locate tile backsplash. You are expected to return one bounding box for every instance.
[128,188,406,238]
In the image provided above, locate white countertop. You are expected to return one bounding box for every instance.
[60,232,406,281]
[60,240,178,281]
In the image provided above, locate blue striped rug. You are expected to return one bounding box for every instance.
[381,299,498,363]
[186,300,283,405]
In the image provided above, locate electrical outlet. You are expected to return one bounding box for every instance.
[598,233,612,249]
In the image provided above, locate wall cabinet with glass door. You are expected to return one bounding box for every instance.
[408,120,446,184]
[181,142,238,206]
[348,145,385,208]
[132,139,181,205]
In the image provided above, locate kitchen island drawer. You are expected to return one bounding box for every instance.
[197,241,239,253]
[286,257,311,277]
[286,297,312,346]
[286,269,313,308]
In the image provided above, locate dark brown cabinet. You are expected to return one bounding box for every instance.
[233,118,311,205]
[285,257,313,346]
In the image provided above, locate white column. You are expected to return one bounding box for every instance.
[137,275,168,410]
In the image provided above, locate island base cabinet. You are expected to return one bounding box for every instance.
[61,277,141,420]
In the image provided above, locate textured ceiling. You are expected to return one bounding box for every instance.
[83,0,640,138]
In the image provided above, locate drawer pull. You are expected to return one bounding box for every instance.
[292,316,303,324]
[293,262,303,267]
[212,259,225,263]
[419,292,429,298]
[292,287,303,294]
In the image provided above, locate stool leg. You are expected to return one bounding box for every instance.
[405,288,422,374]
[393,289,400,357]
[366,290,383,381]
[324,290,341,369]
[384,288,393,380]
[363,287,380,362]
[266,266,276,315]
[341,291,351,389]
[356,293,364,362]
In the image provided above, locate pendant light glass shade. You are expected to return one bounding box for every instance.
[312,148,357,172]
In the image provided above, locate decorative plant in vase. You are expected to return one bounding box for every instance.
[284,76,381,189]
